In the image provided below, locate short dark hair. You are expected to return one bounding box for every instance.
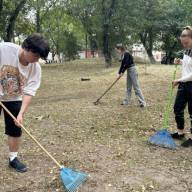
[22,33,50,60]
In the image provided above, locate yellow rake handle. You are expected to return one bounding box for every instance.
[0,102,62,169]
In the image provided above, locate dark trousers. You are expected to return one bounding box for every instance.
[174,82,192,130]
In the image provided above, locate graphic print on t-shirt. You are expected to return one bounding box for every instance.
[0,65,27,98]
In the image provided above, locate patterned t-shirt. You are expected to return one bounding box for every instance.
[0,42,41,101]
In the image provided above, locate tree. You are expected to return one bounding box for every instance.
[65,0,98,58]
[63,32,80,60]
[159,0,187,64]
[14,13,36,43]
[100,0,118,67]
[3,0,27,42]
[0,0,3,14]
[42,5,82,61]
[66,0,119,67]
[130,0,162,63]
[31,0,58,33]
[177,0,192,24]
[1,0,191,65]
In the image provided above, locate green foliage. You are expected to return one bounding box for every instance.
[42,5,83,61]
[0,0,191,64]
[159,0,186,61]
[63,31,80,60]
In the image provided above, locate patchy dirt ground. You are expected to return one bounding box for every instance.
[0,59,192,192]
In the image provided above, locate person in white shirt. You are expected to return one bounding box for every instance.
[171,26,192,147]
[0,33,49,172]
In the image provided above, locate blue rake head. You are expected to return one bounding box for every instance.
[60,167,88,192]
[149,129,177,149]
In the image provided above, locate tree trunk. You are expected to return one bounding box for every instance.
[139,30,156,64]
[145,48,156,64]
[164,41,177,64]
[4,0,27,42]
[0,0,3,27]
[36,0,41,33]
[0,0,3,14]
[85,33,88,58]
[102,0,117,68]
[88,33,97,58]
[103,24,112,67]
[36,8,41,32]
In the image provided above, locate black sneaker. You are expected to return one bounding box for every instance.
[140,103,146,108]
[181,138,192,148]
[171,132,185,140]
[9,157,27,173]
[138,100,146,108]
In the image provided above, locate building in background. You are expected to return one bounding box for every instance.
[132,44,164,62]
[78,50,99,59]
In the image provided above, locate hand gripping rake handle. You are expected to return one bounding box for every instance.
[94,76,122,105]
[0,102,63,169]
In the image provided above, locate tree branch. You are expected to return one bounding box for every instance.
[5,0,27,41]
[0,0,3,14]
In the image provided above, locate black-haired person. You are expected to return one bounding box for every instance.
[171,26,192,147]
[0,33,49,172]
[116,44,146,107]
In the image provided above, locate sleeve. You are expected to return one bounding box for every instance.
[118,61,124,74]
[118,53,132,74]
[178,74,192,82]
[23,64,41,96]
[178,56,192,82]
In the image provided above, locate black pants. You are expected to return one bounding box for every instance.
[174,82,192,130]
[0,101,22,137]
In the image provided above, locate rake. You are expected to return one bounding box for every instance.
[149,65,178,149]
[94,75,122,105]
[0,102,88,192]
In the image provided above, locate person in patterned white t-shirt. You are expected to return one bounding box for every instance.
[0,33,49,172]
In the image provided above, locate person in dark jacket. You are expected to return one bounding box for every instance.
[116,44,146,107]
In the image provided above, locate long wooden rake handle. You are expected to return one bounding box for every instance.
[94,76,122,104]
[0,102,62,169]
